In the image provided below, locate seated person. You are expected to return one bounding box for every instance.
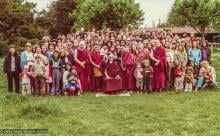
[195,60,217,91]
[103,53,122,93]
[65,67,82,96]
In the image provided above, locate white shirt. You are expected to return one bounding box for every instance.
[26,51,34,66]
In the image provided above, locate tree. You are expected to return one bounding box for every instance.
[166,0,220,40]
[70,0,144,31]
[47,0,77,37]
[0,0,48,55]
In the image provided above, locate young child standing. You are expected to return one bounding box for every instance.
[143,60,153,93]
[134,63,144,93]
[174,64,184,91]
[44,58,52,95]
[32,55,46,96]
[20,65,32,95]
[50,50,62,95]
[184,66,195,92]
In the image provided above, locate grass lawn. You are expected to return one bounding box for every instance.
[0,49,220,136]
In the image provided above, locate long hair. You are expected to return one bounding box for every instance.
[7,48,18,58]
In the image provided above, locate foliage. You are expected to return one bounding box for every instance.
[0,0,48,56]
[45,0,77,37]
[166,0,220,38]
[70,0,144,31]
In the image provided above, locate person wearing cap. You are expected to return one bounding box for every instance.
[32,55,46,96]
[3,44,21,93]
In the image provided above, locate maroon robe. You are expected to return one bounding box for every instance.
[136,49,150,63]
[121,51,135,90]
[75,49,90,91]
[104,61,122,93]
[90,50,103,91]
[152,46,167,91]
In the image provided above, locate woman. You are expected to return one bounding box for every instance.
[188,40,202,76]
[3,45,21,93]
[200,40,211,63]
[103,53,122,93]
[20,43,34,70]
[174,43,188,70]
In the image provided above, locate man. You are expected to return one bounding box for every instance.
[74,41,90,91]
[152,39,167,92]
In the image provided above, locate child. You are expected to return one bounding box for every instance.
[184,66,195,92]
[134,63,144,93]
[44,58,52,95]
[63,63,72,95]
[20,65,32,95]
[65,67,82,96]
[174,64,184,91]
[143,60,153,93]
[50,50,62,95]
[32,55,46,96]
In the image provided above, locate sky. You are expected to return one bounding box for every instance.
[27,0,175,27]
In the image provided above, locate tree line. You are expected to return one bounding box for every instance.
[0,0,144,56]
[0,0,220,56]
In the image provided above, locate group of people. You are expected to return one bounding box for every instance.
[3,27,218,96]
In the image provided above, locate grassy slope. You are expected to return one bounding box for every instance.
[0,49,220,136]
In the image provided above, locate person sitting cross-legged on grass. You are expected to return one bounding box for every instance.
[195,60,217,91]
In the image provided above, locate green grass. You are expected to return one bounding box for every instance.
[0,51,220,136]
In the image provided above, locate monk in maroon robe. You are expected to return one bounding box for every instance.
[74,41,90,91]
[152,40,167,92]
[104,54,122,93]
[121,47,135,90]
[89,45,103,91]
